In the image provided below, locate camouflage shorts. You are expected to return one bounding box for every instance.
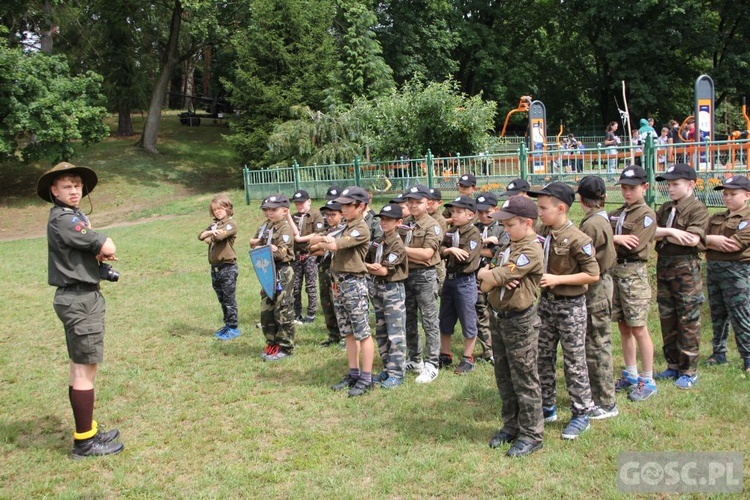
[611,262,651,327]
[333,275,371,341]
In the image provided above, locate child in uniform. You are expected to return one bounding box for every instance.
[653,164,708,389]
[608,166,658,401]
[249,194,296,361]
[705,176,750,374]
[311,187,374,397]
[313,199,346,347]
[478,196,544,457]
[576,176,618,419]
[366,204,409,389]
[199,194,240,340]
[290,189,325,323]
[528,182,599,440]
[439,196,483,374]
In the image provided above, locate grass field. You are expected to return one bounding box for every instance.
[1,114,748,498]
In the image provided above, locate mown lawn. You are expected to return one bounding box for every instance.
[1,114,748,498]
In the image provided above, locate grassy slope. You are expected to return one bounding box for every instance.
[1,115,748,498]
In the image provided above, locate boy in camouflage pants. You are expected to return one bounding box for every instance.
[366,204,409,388]
[290,190,324,323]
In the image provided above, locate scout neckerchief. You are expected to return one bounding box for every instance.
[498,247,511,301]
[451,227,461,248]
[296,213,307,233]
[543,221,573,274]
[323,223,346,261]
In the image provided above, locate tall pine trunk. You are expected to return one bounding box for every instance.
[116,103,134,136]
[138,0,183,154]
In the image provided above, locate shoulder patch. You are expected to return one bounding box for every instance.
[434,226,441,235]
[469,240,478,250]
[739,221,748,231]
[516,254,530,267]
[226,224,232,230]
[644,216,654,228]
[282,234,290,243]
[316,222,323,229]
[387,253,398,263]
[351,229,361,237]
[582,243,593,256]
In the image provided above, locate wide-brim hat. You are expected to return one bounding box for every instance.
[37,162,98,203]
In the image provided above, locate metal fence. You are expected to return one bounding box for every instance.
[243,137,750,207]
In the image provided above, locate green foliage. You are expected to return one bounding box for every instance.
[326,0,394,106]
[224,0,337,167]
[0,37,108,163]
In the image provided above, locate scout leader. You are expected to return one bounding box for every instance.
[608,166,658,402]
[528,182,599,441]
[477,196,544,458]
[250,194,296,361]
[653,164,708,390]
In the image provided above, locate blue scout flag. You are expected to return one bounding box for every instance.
[250,245,277,299]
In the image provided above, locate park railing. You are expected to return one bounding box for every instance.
[243,137,750,207]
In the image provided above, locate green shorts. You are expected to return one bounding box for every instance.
[611,262,651,327]
[53,289,105,364]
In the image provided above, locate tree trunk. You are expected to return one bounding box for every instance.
[138,0,183,154]
[117,103,134,136]
[184,57,196,113]
[39,1,55,54]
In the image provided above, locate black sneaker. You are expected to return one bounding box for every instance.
[438,353,453,368]
[72,434,124,459]
[488,430,517,449]
[348,379,374,397]
[454,356,475,375]
[95,423,120,444]
[302,315,316,323]
[506,440,543,458]
[706,353,727,366]
[331,374,358,391]
[320,339,338,347]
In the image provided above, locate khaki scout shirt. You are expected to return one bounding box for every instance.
[47,203,108,287]
[365,210,384,242]
[706,205,750,263]
[608,200,657,261]
[579,210,616,274]
[655,194,708,257]
[487,233,543,311]
[331,215,370,274]
[200,216,238,265]
[292,209,325,254]
[539,220,599,297]
[254,219,294,263]
[366,229,408,282]
[430,210,448,236]
[442,223,482,274]
[403,213,442,269]
[476,219,510,268]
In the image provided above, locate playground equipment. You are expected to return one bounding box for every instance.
[499,96,532,138]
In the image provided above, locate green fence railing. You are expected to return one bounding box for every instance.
[244,138,750,207]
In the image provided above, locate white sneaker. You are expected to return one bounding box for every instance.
[415,363,439,384]
[405,360,424,373]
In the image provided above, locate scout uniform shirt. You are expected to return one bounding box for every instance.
[366,230,408,282]
[579,209,616,274]
[331,214,370,275]
[47,203,108,287]
[487,232,543,312]
[365,210,384,242]
[608,200,657,261]
[201,216,237,265]
[292,209,325,254]
[655,194,708,256]
[476,219,510,268]
[430,210,448,237]
[402,213,442,269]
[706,205,750,263]
[442,223,482,275]
[538,221,600,297]
[254,219,294,264]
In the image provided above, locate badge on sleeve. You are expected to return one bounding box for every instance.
[516,254,530,267]
[351,229,361,237]
[644,216,654,228]
[282,234,290,243]
[434,226,441,235]
[226,224,233,230]
[387,253,398,263]
[469,241,477,250]
[582,243,593,256]
[316,223,323,229]
[739,221,748,231]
